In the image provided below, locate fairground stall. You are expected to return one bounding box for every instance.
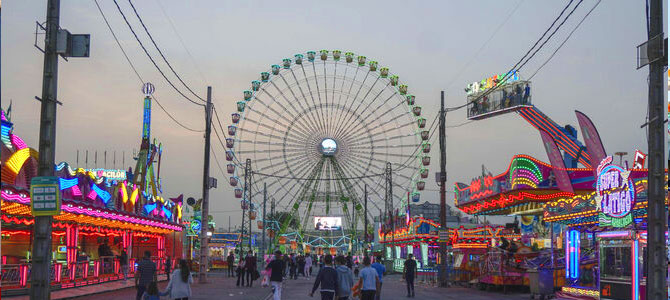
[208,233,241,269]
[454,154,601,291]
[545,156,669,300]
[1,95,184,295]
[377,215,521,285]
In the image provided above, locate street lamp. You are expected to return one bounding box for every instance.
[614,151,628,166]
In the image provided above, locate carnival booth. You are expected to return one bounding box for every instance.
[1,107,183,295]
[208,233,241,269]
[544,157,669,300]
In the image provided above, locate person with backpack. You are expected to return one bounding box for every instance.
[161,259,193,300]
[335,256,354,300]
[266,250,286,300]
[135,251,157,300]
[370,256,386,300]
[310,255,338,300]
[357,257,380,300]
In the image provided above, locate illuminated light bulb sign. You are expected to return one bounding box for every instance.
[596,156,635,228]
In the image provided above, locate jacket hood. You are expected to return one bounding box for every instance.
[336,265,349,272]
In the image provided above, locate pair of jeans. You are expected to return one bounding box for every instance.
[246,269,254,286]
[320,291,335,300]
[271,281,282,300]
[375,282,382,300]
[237,269,246,286]
[361,290,376,300]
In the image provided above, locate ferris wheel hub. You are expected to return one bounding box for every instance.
[320,138,338,156]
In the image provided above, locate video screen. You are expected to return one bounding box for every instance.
[314,217,342,231]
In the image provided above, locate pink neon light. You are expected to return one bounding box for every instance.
[2,190,182,231]
[55,263,63,283]
[596,231,630,238]
[1,110,6,121]
[19,264,29,287]
[71,185,82,197]
[10,134,27,150]
[87,189,98,201]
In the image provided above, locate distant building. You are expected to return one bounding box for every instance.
[409,201,448,222]
[409,201,477,226]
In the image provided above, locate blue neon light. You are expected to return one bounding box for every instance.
[144,203,157,214]
[162,206,172,219]
[568,230,580,280]
[632,239,639,300]
[59,178,79,190]
[91,184,111,204]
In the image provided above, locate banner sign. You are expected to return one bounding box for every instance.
[596,157,635,228]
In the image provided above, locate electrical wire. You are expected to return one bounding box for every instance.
[95,0,203,133]
[528,0,602,80]
[212,106,244,166]
[112,0,205,107]
[154,0,208,84]
[460,0,584,111]
[251,171,385,181]
[210,142,228,180]
[126,0,206,102]
[445,0,526,89]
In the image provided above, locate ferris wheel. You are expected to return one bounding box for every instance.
[225,50,430,236]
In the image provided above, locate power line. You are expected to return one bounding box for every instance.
[445,0,526,89]
[212,106,245,166]
[95,0,203,133]
[111,0,205,107]
[210,142,227,180]
[126,0,206,102]
[154,0,208,83]
[251,171,385,181]
[460,0,584,111]
[528,0,602,80]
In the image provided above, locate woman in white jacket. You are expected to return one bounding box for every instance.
[161,259,193,300]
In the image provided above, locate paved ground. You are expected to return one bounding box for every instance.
[72,271,531,300]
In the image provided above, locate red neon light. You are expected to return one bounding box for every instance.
[1,214,35,225]
[523,108,591,165]
[19,264,29,287]
[55,263,63,283]
[460,191,574,214]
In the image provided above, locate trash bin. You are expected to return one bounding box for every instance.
[528,268,554,299]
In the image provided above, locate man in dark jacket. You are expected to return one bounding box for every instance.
[245,251,257,287]
[267,251,285,300]
[403,254,417,297]
[227,252,235,277]
[310,255,338,300]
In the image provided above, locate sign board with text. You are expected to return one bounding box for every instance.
[30,176,61,216]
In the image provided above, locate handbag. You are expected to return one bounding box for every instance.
[252,269,260,281]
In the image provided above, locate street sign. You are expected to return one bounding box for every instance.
[30,176,61,216]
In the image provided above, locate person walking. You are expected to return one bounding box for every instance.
[289,254,298,280]
[357,257,380,300]
[227,252,236,277]
[135,251,157,300]
[310,255,338,300]
[141,281,161,300]
[266,250,286,300]
[403,254,417,297]
[370,256,386,300]
[161,259,193,300]
[120,250,129,281]
[298,255,306,278]
[345,253,353,270]
[246,251,257,287]
[335,256,354,300]
[165,256,172,278]
[305,254,313,279]
[236,256,246,287]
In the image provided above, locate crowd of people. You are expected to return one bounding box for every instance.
[131,249,420,300]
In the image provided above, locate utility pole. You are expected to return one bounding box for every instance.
[262,183,267,263]
[385,162,394,259]
[270,197,275,252]
[364,184,368,255]
[645,0,667,299]
[32,1,60,298]
[198,87,212,284]
[438,91,448,287]
[246,159,252,250]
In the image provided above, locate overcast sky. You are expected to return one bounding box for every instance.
[2,0,667,228]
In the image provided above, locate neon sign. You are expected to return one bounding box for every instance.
[82,169,127,182]
[465,70,520,95]
[596,156,635,227]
